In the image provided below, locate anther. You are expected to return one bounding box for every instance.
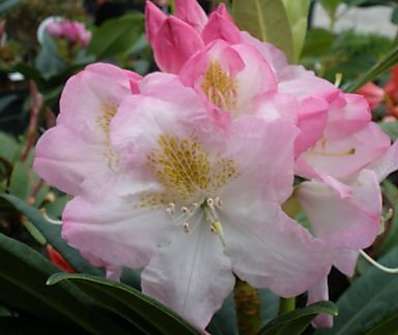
[181,206,190,214]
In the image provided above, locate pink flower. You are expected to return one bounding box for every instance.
[145,0,339,157]
[356,82,385,110]
[33,63,141,195]
[59,71,331,331]
[47,19,92,47]
[295,92,398,327]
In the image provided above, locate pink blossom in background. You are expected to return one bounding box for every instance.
[47,19,92,47]
[295,91,398,327]
[356,82,385,110]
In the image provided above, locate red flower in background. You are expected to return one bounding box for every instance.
[356,82,385,110]
[357,65,398,118]
[46,244,75,273]
[384,65,398,118]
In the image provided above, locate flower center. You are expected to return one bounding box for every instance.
[201,61,238,111]
[165,197,226,245]
[146,135,238,203]
[139,135,239,242]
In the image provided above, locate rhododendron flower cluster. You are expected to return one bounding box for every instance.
[34,0,398,331]
[46,19,92,47]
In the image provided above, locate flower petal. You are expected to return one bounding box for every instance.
[62,175,174,269]
[175,0,208,32]
[220,199,331,297]
[141,222,235,330]
[33,63,134,194]
[297,169,382,250]
[145,1,167,47]
[201,4,241,44]
[296,123,390,180]
[368,140,398,182]
[307,277,333,328]
[153,17,205,73]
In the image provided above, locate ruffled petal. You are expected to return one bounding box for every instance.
[62,175,174,269]
[296,123,390,180]
[34,63,134,194]
[141,223,235,330]
[220,198,331,297]
[297,169,382,250]
[368,140,398,182]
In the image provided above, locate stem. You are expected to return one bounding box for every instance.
[234,279,261,335]
[278,297,296,315]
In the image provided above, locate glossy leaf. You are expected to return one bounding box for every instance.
[0,193,102,276]
[345,44,398,92]
[365,314,398,335]
[232,0,294,62]
[47,273,201,335]
[314,247,398,334]
[0,131,19,163]
[0,232,128,334]
[9,161,31,200]
[379,180,398,256]
[88,13,145,59]
[281,0,311,62]
[380,122,398,140]
[259,301,338,335]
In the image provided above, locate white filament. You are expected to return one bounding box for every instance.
[359,250,398,274]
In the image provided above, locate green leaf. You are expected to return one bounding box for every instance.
[8,161,31,200]
[365,314,398,335]
[88,13,145,59]
[47,273,201,335]
[0,0,21,14]
[320,0,343,20]
[380,122,398,140]
[0,131,19,163]
[35,33,67,79]
[0,317,83,334]
[208,294,239,335]
[345,44,398,92]
[281,0,311,62]
[314,247,398,335]
[232,0,294,62]
[259,301,338,335]
[0,193,102,276]
[0,232,128,334]
[391,6,398,25]
[378,180,398,255]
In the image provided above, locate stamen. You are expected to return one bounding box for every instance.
[41,209,62,225]
[311,148,356,157]
[204,198,226,247]
[359,250,398,274]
